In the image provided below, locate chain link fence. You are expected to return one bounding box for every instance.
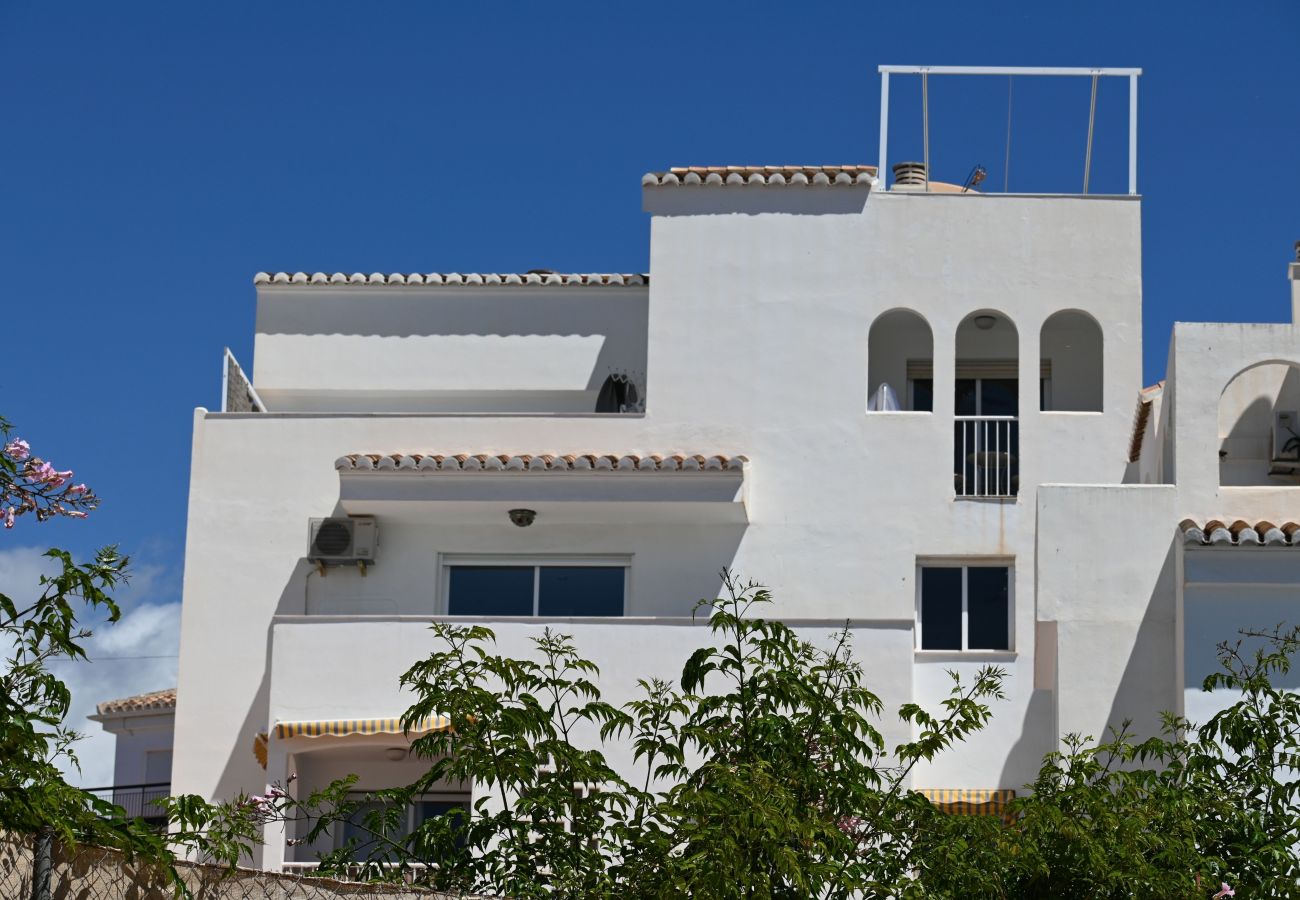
[1,830,471,900]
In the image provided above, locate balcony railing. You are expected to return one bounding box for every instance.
[955,417,1019,498]
[84,782,170,826]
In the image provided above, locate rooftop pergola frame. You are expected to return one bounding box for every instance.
[876,65,1143,197]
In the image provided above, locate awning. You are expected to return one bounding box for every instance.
[273,715,451,740]
[918,788,1016,819]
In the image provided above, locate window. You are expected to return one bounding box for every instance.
[918,565,1011,651]
[955,377,1018,416]
[338,794,470,862]
[445,559,627,617]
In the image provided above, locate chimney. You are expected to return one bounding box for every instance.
[1292,241,1300,325]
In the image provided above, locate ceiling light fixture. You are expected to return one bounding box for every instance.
[508,508,537,527]
[974,314,997,330]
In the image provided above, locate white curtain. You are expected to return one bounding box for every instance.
[868,382,901,411]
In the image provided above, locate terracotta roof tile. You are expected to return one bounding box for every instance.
[642,165,878,187]
[254,272,646,287]
[1180,518,1300,547]
[96,687,176,716]
[1128,381,1165,463]
[336,453,746,473]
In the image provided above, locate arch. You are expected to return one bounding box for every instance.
[1218,359,1300,486]
[954,311,1020,385]
[1039,309,1103,411]
[868,308,933,411]
[954,310,1020,497]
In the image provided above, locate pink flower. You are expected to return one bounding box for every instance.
[1213,885,1234,899]
[3,507,14,529]
[28,461,72,488]
[4,439,30,460]
[66,483,89,495]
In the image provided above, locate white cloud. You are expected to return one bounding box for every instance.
[1,544,180,789]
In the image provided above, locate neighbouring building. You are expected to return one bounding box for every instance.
[87,688,175,827]
[109,66,1300,871]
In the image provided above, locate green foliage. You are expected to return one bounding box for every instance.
[0,541,181,863]
[910,626,1300,899]
[272,572,1007,898]
[0,414,184,886]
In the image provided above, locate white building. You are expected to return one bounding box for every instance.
[87,688,175,826]
[155,68,1300,870]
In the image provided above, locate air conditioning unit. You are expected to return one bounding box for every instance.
[1273,411,1300,461]
[308,517,378,565]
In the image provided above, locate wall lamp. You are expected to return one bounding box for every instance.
[508,508,537,527]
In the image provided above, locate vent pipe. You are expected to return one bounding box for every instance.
[891,161,928,187]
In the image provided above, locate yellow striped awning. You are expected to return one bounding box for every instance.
[273,716,452,740]
[918,788,1016,820]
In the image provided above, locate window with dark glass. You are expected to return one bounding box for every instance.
[538,567,625,616]
[919,565,1010,651]
[447,566,534,616]
[447,563,625,617]
[339,795,471,862]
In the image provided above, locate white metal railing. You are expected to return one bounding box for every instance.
[955,416,1019,498]
[877,65,1141,196]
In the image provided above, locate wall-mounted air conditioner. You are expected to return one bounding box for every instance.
[1273,411,1300,461]
[308,517,378,568]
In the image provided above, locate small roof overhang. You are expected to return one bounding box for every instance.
[335,453,749,525]
[1180,518,1300,547]
[88,687,177,735]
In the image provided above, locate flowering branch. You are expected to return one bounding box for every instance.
[1,417,98,529]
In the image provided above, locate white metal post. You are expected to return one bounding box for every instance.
[878,66,1141,196]
[878,71,890,192]
[1128,73,1139,195]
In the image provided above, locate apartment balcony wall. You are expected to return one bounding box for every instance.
[267,616,916,780]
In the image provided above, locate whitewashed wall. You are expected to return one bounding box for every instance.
[1183,549,1300,728]
[254,286,648,413]
[96,712,174,787]
[177,186,1156,869]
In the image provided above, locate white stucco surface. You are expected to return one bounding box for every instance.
[169,177,1300,870]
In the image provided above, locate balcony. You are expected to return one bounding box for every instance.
[955,417,1019,498]
[85,782,170,827]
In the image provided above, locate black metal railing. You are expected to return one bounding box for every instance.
[84,782,170,825]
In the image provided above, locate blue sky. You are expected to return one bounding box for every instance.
[1,2,1297,783]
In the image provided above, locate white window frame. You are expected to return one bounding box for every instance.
[439,555,631,617]
[915,561,1014,653]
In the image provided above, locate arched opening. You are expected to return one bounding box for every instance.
[1040,310,1103,411]
[1218,361,1300,485]
[954,311,1019,497]
[867,309,933,412]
